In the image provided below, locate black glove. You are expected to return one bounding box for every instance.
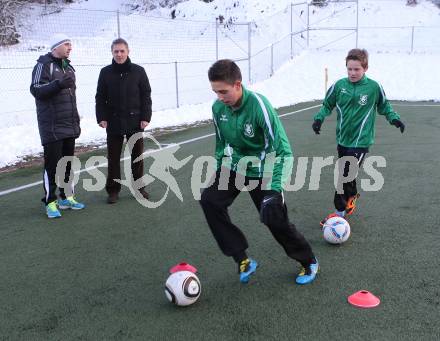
[260,191,285,226]
[58,73,75,89]
[312,119,322,134]
[391,119,405,133]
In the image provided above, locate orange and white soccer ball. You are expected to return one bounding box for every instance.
[322,216,351,244]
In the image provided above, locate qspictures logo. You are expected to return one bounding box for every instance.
[55,133,387,208]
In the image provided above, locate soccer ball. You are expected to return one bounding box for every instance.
[322,216,351,244]
[165,270,201,306]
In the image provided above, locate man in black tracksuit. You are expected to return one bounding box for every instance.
[30,33,85,219]
[95,38,152,204]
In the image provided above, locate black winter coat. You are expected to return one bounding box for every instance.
[95,58,152,135]
[30,53,81,145]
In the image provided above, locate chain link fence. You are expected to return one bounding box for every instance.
[0,0,439,134]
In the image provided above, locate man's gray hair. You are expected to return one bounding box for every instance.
[111,38,129,50]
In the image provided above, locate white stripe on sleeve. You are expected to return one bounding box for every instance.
[254,93,274,141]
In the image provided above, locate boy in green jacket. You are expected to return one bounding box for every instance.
[312,49,405,225]
[200,59,318,285]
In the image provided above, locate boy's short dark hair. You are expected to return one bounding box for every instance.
[111,38,129,51]
[208,59,242,84]
[346,48,368,69]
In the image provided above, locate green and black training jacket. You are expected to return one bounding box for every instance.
[212,86,293,192]
[314,75,400,148]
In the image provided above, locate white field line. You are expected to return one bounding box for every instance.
[2,101,434,197]
[392,103,440,107]
[0,104,325,197]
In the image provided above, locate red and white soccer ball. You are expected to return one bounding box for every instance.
[165,270,201,306]
[322,216,351,244]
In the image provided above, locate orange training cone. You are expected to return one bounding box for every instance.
[169,262,197,274]
[348,290,380,308]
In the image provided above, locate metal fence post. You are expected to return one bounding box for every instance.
[356,0,359,47]
[270,44,274,76]
[215,19,219,60]
[248,22,252,83]
[411,26,415,53]
[306,3,310,48]
[174,61,179,108]
[290,3,293,58]
[117,10,121,38]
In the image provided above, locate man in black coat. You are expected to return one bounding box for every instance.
[30,33,85,219]
[95,38,152,204]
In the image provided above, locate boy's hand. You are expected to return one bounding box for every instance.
[392,119,405,133]
[312,119,322,134]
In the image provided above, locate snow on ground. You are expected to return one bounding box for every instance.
[0,0,439,167]
[252,50,440,108]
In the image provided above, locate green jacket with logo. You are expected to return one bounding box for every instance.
[314,75,400,148]
[212,86,293,192]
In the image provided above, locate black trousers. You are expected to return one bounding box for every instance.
[106,133,144,195]
[334,144,368,211]
[199,169,315,267]
[42,137,76,205]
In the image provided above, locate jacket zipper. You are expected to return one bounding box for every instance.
[64,66,76,134]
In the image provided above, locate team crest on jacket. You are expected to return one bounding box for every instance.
[244,122,254,137]
[358,95,368,106]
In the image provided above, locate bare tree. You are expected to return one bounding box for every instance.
[0,0,77,46]
[0,0,27,46]
[131,0,188,11]
[311,0,328,7]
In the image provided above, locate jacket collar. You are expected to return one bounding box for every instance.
[349,74,368,86]
[49,53,72,70]
[231,85,250,112]
[112,57,132,73]
[37,53,72,69]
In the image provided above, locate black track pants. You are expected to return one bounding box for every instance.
[42,137,76,205]
[334,144,368,211]
[199,169,315,267]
